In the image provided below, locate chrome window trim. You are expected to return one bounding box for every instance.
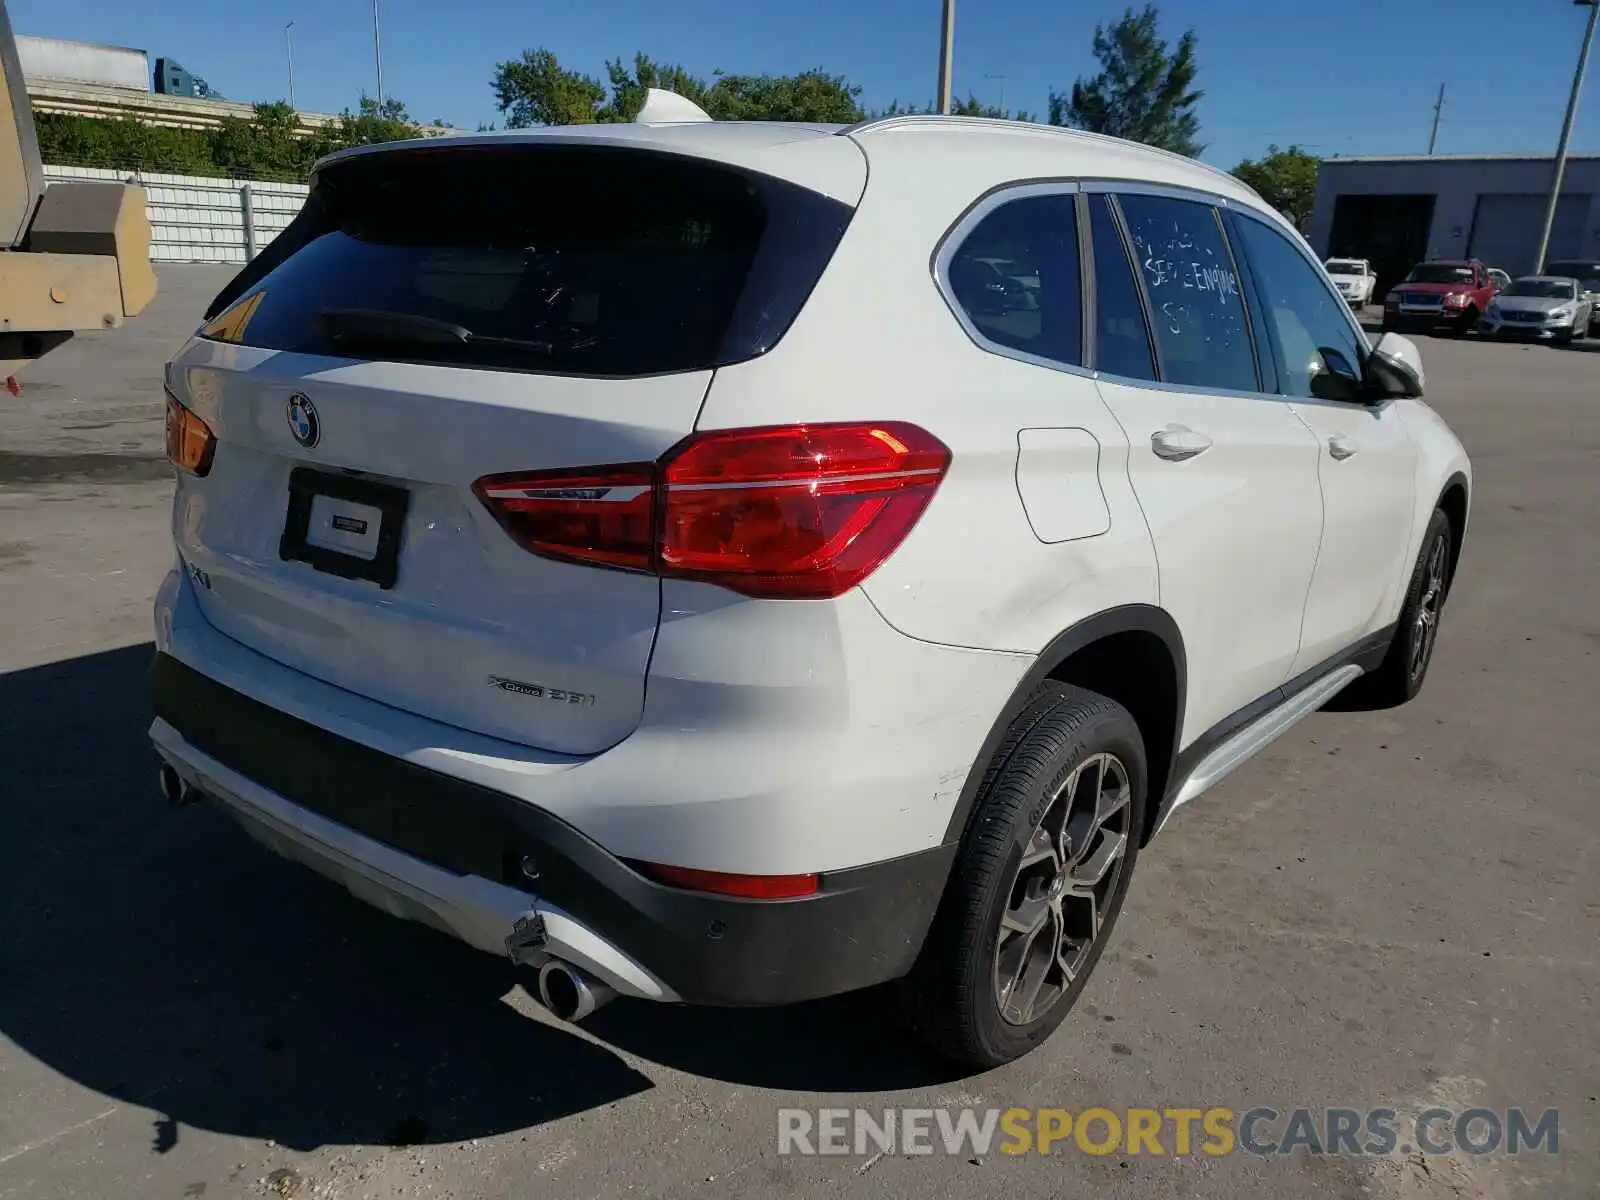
[1080,178,1235,208]
[932,176,1316,406]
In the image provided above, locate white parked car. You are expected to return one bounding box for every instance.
[152,96,1472,1069]
[1324,257,1378,306]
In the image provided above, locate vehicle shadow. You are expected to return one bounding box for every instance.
[1357,312,1474,341]
[0,646,959,1155]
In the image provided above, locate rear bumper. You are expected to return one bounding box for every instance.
[149,651,956,1006]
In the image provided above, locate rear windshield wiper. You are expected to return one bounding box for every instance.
[317,308,471,345]
[316,308,596,356]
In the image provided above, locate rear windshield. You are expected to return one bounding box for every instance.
[199,144,854,377]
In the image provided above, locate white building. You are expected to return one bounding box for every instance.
[1307,153,1600,295]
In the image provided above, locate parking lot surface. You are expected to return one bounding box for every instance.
[2,271,1596,1200]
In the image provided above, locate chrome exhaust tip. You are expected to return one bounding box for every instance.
[536,959,616,1022]
[159,763,200,806]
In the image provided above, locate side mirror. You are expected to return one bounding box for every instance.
[1364,331,1425,400]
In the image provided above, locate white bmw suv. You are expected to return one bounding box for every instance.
[152,99,1470,1068]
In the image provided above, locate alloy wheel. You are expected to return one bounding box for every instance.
[993,752,1132,1026]
[1411,532,1448,680]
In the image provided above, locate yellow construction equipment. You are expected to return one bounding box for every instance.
[0,0,154,384]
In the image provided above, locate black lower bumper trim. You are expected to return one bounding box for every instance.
[149,652,954,1006]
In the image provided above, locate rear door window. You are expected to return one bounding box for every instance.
[1115,193,1259,393]
[200,145,853,377]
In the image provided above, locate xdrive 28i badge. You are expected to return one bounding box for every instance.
[286,393,320,448]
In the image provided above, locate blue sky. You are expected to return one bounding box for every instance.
[13,0,1600,169]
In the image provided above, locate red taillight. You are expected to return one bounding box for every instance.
[660,422,950,599]
[472,464,655,571]
[637,861,820,899]
[472,422,950,600]
[165,391,216,476]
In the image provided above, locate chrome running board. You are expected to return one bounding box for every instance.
[1157,663,1364,834]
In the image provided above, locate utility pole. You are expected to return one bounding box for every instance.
[284,21,296,109]
[1427,83,1445,154]
[372,0,385,109]
[936,0,955,115]
[1535,0,1600,274]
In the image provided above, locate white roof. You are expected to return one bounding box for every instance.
[844,115,1262,206]
[316,110,1267,217]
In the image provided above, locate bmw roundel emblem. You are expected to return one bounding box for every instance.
[286,393,320,448]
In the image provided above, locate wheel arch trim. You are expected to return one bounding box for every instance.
[1436,469,1469,585]
[939,604,1187,847]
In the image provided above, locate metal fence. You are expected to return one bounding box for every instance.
[42,164,308,264]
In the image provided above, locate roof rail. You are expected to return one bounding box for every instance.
[633,87,712,124]
[839,114,1251,197]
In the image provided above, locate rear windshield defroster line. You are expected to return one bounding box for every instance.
[199,143,855,378]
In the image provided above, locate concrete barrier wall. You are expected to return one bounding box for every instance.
[42,165,308,264]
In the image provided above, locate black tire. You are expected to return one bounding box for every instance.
[1344,508,1453,708]
[907,684,1147,1069]
[1454,307,1478,336]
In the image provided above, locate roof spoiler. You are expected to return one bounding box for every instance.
[633,87,712,124]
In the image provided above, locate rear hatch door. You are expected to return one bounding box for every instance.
[167,137,860,755]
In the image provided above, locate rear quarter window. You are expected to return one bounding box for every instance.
[943,192,1083,367]
[200,144,853,378]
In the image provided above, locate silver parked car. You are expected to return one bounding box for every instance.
[1541,259,1600,333]
[1478,276,1594,345]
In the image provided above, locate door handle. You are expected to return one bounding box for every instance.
[1150,425,1213,461]
[1328,435,1358,461]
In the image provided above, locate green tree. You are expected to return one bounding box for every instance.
[705,69,864,122]
[951,94,1036,121]
[866,95,1035,121]
[35,112,216,175]
[493,49,608,125]
[328,95,420,147]
[1049,4,1203,156]
[1231,144,1319,229]
[210,102,314,180]
[492,48,866,126]
[36,95,427,182]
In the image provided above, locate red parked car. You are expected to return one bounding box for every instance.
[1382,259,1497,336]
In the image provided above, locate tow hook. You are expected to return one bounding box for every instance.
[505,912,548,968]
